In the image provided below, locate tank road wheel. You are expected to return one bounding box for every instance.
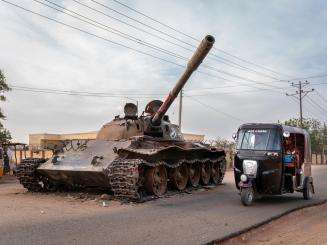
[188,164,201,187]
[200,162,212,185]
[170,164,189,191]
[144,165,167,196]
[211,162,222,185]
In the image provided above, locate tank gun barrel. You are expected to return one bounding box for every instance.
[151,35,215,125]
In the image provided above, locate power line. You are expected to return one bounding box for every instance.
[306,95,327,114]
[185,85,290,97]
[311,81,327,86]
[0,0,192,71]
[316,91,327,104]
[186,96,244,122]
[11,84,258,122]
[5,0,326,101]
[185,73,327,92]
[35,0,282,86]
[304,99,327,121]
[3,0,290,92]
[288,96,322,121]
[36,0,187,60]
[90,0,286,79]
[73,0,278,79]
[10,82,289,99]
[10,85,165,96]
[0,0,240,89]
[68,0,283,82]
[109,0,288,77]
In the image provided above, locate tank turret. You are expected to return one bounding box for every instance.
[97,35,215,140]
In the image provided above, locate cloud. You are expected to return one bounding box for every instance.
[0,0,326,143]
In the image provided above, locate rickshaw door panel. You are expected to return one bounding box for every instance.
[259,154,283,194]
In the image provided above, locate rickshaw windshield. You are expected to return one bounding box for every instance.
[237,128,281,151]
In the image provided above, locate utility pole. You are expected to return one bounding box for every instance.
[286,80,314,127]
[178,89,183,130]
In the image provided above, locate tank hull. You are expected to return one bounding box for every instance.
[17,136,226,200]
[36,137,225,189]
[37,169,109,188]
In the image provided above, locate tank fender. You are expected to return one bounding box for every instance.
[117,145,225,162]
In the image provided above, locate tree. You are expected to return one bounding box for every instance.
[212,137,236,168]
[0,69,11,144]
[281,117,325,153]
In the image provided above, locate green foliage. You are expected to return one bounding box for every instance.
[0,128,11,144]
[281,118,326,153]
[0,69,11,144]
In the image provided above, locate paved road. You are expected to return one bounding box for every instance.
[0,165,327,245]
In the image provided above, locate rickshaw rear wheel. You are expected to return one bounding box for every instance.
[303,177,314,200]
[241,187,254,206]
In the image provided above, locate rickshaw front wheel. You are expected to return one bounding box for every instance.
[241,187,254,206]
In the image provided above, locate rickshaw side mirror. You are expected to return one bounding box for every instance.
[232,133,237,140]
[283,131,290,138]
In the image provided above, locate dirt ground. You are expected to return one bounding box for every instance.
[221,203,327,245]
[1,166,327,245]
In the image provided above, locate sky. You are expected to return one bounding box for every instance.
[0,0,326,143]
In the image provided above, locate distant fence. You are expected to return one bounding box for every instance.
[312,153,327,165]
[10,149,53,165]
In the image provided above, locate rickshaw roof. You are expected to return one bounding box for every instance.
[239,123,310,138]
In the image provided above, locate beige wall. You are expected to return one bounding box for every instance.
[29,131,97,149]
[183,133,205,142]
[29,131,204,146]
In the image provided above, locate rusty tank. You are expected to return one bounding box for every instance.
[16,35,226,201]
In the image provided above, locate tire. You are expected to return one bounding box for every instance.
[303,178,314,200]
[241,187,254,206]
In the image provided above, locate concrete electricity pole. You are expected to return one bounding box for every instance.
[178,89,183,130]
[286,80,314,127]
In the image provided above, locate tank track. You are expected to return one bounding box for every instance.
[218,158,227,184]
[105,158,143,200]
[16,158,47,192]
[105,156,226,201]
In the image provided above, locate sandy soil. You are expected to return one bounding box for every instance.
[222,203,327,245]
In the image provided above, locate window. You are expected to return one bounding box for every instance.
[237,128,281,151]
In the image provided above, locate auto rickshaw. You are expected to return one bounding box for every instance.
[233,123,314,206]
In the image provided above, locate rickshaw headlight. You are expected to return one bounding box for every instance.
[243,160,258,176]
[240,174,247,182]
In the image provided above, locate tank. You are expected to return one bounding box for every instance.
[16,35,227,201]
